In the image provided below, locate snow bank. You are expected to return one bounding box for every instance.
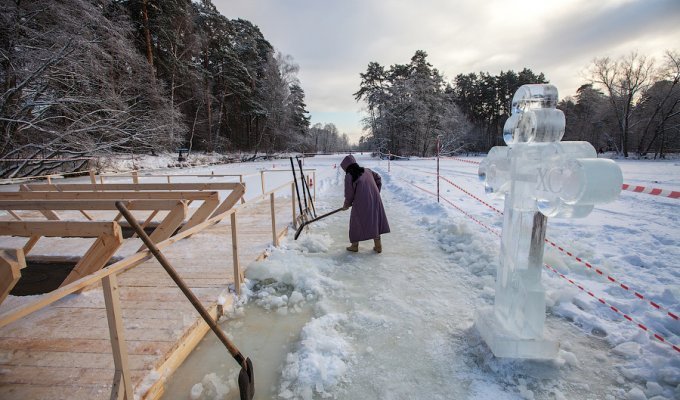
[278,313,353,399]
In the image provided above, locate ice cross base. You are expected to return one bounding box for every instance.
[475,308,559,359]
[474,84,622,359]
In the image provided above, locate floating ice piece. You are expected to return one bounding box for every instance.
[475,84,622,359]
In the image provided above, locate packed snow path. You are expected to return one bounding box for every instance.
[164,164,670,400]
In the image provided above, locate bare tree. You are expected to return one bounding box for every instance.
[589,52,655,157]
[0,0,184,178]
[634,51,680,158]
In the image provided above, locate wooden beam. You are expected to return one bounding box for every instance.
[102,274,133,400]
[0,204,238,329]
[24,183,242,192]
[0,249,25,306]
[141,304,221,400]
[231,213,241,295]
[7,210,22,221]
[0,191,218,201]
[0,200,185,211]
[61,226,124,287]
[137,202,187,252]
[131,210,159,239]
[19,184,61,221]
[0,221,122,237]
[22,236,40,255]
[212,183,245,217]
[178,193,219,233]
[270,193,278,247]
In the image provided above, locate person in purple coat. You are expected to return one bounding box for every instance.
[340,155,390,253]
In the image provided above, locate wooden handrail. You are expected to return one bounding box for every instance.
[0,191,253,328]
[0,191,219,200]
[0,177,294,327]
[0,221,121,237]
[24,182,242,191]
[0,199,186,211]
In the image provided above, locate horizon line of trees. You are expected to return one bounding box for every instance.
[1,0,351,178]
[356,50,680,159]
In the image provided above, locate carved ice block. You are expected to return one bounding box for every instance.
[474,84,622,359]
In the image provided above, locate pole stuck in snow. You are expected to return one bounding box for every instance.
[115,202,255,400]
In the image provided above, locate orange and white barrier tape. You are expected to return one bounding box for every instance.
[621,184,680,199]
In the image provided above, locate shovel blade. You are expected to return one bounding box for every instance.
[238,357,255,400]
[294,222,307,240]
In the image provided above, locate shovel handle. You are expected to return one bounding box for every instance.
[294,207,346,240]
[115,201,247,367]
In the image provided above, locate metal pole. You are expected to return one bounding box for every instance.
[436,136,440,203]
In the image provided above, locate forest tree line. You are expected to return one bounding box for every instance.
[1,0,349,178]
[356,50,680,159]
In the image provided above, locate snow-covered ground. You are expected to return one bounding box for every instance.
[82,154,680,399]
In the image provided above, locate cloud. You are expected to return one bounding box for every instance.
[213,0,680,142]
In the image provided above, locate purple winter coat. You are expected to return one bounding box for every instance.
[341,155,390,242]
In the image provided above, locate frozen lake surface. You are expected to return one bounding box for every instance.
[159,154,679,400]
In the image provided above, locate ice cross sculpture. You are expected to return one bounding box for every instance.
[474,84,623,359]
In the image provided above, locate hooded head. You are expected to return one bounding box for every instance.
[340,155,356,171]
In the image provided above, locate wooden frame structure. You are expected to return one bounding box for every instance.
[0,169,305,399]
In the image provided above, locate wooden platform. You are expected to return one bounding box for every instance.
[0,196,293,399]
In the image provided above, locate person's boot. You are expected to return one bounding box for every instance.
[373,238,382,253]
[346,242,359,252]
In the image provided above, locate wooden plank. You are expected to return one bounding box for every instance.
[212,183,245,216]
[7,210,22,220]
[0,383,114,400]
[270,193,278,246]
[19,184,62,221]
[0,191,217,201]
[231,213,242,295]
[0,337,175,356]
[178,193,219,233]
[0,193,287,400]
[141,304,220,400]
[137,202,187,252]
[22,235,40,254]
[0,349,157,371]
[0,199,240,328]
[0,221,121,237]
[0,200,185,211]
[0,365,143,386]
[24,183,242,192]
[102,275,133,400]
[61,228,124,287]
[131,210,159,239]
[0,249,25,305]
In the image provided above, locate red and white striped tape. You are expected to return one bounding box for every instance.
[621,184,680,199]
[544,239,679,321]
[445,156,481,165]
[397,167,680,324]
[396,173,680,354]
[544,263,680,354]
[398,177,501,238]
[441,172,680,323]
[444,157,679,200]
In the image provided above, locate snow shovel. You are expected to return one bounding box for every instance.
[115,202,255,400]
[289,157,307,222]
[296,156,317,218]
[294,207,346,240]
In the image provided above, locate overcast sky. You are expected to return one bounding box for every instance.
[213,0,680,143]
